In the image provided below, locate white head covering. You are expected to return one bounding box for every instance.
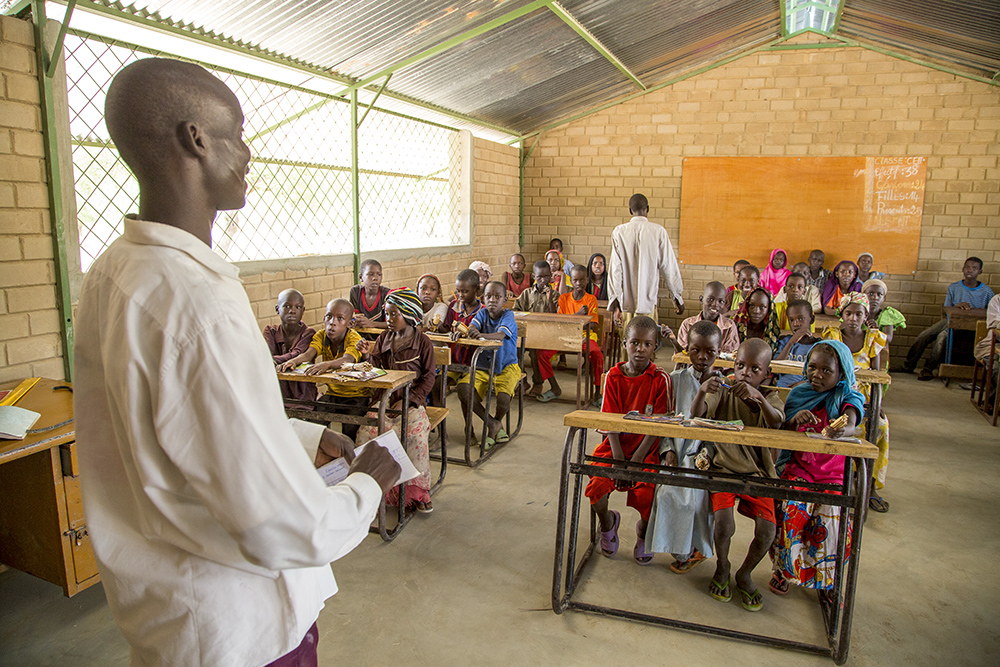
[469,261,492,278]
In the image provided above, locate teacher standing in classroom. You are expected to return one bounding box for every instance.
[608,193,685,327]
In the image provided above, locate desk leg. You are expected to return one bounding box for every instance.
[576,344,584,410]
[834,457,872,665]
[945,313,953,365]
[553,426,593,612]
[552,426,578,613]
[373,384,413,543]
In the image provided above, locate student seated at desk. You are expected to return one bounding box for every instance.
[769,340,864,597]
[586,316,672,566]
[725,264,760,314]
[903,256,994,379]
[822,293,891,514]
[805,249,832,293]
[350,259,390,335]
[586,253,609,300]
[502,253,531,299]
[278,298,370,441]
[514,261,561,402]
[469,261,492,299]
[444,269,483,388]
[774,272,819,331]
[691,338,784,613]
[356,288,436,514]
[734,287,782,357]
[973,293,1000,411]
[775,300,820,388]
[454,281,521,448]
[417,273,449,332]
[760,248,791,296]
[545,249,570,294]
[549,237,574,277]
[663,281,739,355]
[862,278,905,345]
[647,320,722,573]
[821,261,862,317]
[781,263,824,314]
[545,265,604,407]
[726,259,750,304]
[263,289,317,408]
[856,252,885,283]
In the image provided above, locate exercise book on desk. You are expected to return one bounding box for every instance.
[0,405,41,440]
[316,430,420,488]
[622,411,745,431]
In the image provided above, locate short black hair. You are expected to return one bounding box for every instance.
[569,264,587,278]
[733,259,750,270]
[967,256,984,270]
[359,258,381,274]
[549,238,562,248]
[624,314,658,341]
[511,253,525,262]
[740,264,761,278]
[484,280,506,295]
[628,193,649,214]
[689,319,722,343]
[533,259,550,272]
[785,272,807,283]
[705,280,726,293]
[456,268,480,288]
[786,299,813,315]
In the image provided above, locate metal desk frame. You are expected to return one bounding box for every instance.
[553,414,874,665]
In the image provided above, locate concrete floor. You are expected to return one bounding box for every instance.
[2,370,998,666]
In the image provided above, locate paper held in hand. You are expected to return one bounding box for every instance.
[316,430,420,488]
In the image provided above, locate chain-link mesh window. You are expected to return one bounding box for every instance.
[63,31,469,271]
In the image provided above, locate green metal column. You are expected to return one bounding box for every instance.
[31,0,75,380]
[350,89,360,276]
[518,140,524,248]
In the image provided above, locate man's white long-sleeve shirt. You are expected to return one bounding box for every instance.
[74,218,382,667]
[608,215,685,314]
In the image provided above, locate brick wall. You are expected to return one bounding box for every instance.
[240,137,520,330]
[522,33,1000,356]
[0,16,65,383]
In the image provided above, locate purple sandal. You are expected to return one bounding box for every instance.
[600,510,621,557]
[634,522,653,565]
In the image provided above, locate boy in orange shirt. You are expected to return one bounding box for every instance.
[554,265,604,407]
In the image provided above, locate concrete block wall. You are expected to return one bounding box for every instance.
[240,137,520,331]
[521,33,1000,356]
[0,16,65,383]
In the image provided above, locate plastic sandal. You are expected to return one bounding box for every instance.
[415,501,433,514]
[495,428,510,443]
[708,577,732,603]
[738,586,763,612]
[669,550,707,574]
[600,510,620,557]
[868,495,890,513]
[536,390,560,403]
[633,522,653,565]
[768,572,789,595]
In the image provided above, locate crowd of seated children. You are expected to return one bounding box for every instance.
[355,288,436,514]
[862,278,905,344]
[821,292,892,514]
[502,253,531,299]
[454,281,520,449]
[775,300,820,388]
[692,338,784,612]
[821,260,863,317]
[263,289,317,408]
[514,260,561,402]
[646,319,722,573]
[587,316,672,566]
[805,249,832,292]
[587,253,609,300]
[277,298,370,441]
[726,263,760,314]
[469,261,492,299]
[734,286,782,356]
[760,248,791,296]
[904,256,994,380]
[663,281,739,355]
[554,265,604,407]
[350,259,389,334]
[770,340,865,596]
[774,273,818,331]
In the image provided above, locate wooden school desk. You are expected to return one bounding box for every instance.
[0,379,99,597]
[940,306,988,381]
[553,410,877,665]
[278,368,420,542]
[971,326,1000,426]
[514,311,594,408]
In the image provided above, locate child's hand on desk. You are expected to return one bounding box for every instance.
[467,326,482,339]
[314,429,355,468]
[789,409,820,427]
[355,314,374,327]
[276,359,298,372]
[956,302,972,310]
[304,361,333,376]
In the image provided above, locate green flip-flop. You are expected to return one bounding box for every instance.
[708,577,732,603]
[495,428,510,443]
[738,586,763,612]
[483,436,497,452]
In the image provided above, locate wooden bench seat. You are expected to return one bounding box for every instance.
[425,406,449,430]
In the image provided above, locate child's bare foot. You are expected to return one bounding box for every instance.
[487,417,503,440]
[527,384,544,398]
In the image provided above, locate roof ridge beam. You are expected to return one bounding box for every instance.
[548,1,645,90]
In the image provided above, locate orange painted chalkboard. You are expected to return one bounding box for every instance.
[678,157,926,274]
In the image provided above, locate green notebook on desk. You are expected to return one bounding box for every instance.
[0,405,41,440]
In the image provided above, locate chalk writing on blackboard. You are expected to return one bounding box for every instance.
[860,157,926,232]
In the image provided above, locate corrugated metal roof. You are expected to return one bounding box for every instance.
[65,0,998,137]
[839,0,1000,79]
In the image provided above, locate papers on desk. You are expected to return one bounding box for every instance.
[0,405,41,440]
[316,430,420,488]
[622,411,745,431]
[806,432,862,445]
[334,367,387,381]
